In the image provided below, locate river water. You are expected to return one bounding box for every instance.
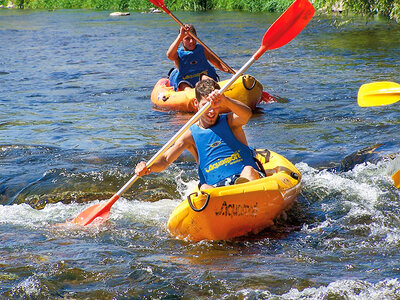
[1,8,400,299]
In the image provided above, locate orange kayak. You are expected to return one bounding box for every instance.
[151,75,263,112]
[167,149,301,241]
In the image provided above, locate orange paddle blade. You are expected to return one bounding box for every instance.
[70,194,119,226]
[392,169,400,189]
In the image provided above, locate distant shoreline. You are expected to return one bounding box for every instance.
[0,0,346,13]
[1,0,398,23]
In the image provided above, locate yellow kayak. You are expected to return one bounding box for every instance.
[167,149,301,241]
[151,75,263,112]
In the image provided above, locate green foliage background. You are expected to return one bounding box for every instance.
[1,0,399,22]
[314,0,400,22]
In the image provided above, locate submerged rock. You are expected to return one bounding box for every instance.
[149,7,162,13]
[340,143,384,172]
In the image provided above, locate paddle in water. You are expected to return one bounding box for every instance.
[69,0,315,226]
[357,81,400,107]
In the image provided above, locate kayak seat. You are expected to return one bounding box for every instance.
[254,148,270,176]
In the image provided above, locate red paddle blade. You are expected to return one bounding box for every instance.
[148,0,171,13]
[261,90,277,103]
[254,0,314,60]
[70,194,119,226]
[148,0,163,7]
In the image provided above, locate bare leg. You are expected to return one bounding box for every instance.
[178,82,192,91]
[200,74,213,81]
[200,183,214,190]
[200,166,261,189]
[240,166,260,181]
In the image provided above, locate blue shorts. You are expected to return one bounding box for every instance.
[214,174,242,187]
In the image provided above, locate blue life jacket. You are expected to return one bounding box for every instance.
[169,44,218,91]
[190,114,260,185]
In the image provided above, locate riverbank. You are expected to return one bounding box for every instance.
[0,0,291,11]
[1,0,399,22]
[2,0,292,11]
[0,0,339,12]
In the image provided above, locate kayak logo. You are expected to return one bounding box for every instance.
[205,151,242,173]
[183,70,207,80]
[215,201,258,218]
[210,141,221,148]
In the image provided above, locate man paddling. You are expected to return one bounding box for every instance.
[135,79,263,189]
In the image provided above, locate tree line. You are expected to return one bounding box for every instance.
[2,0,399,22]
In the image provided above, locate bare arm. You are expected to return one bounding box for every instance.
[135,130,196,176]
[166,26,188,68]
[206,90,252,146]
[208,90,252,127]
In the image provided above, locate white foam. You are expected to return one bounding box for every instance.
[12,275,42,297]
[296,160,400,249]
[231,278,400,299]
[0,171,196,234]
[283,278,400,299]
[386,155,400,176]
[0,197,180,230]
[297,161,384,204]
